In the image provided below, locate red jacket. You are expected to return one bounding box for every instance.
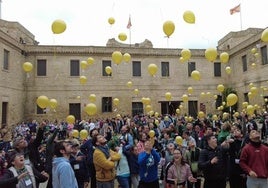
[239,142,268,178]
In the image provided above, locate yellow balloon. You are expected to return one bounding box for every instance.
[79,76,87,84]
[225,66,231,74]
[89,94,96,103]
[183,10,195,24]
[113,98,119,106]
[87,57,94,65]
[118,33,127,41]
[80,61,88,70]
[261,28,268,42]
[127,81,133,88]
[188,87,193,94]
[155,112,159,117]
[251,48,257,54]
[250,87,258,95]
[105,66,112,75]
[179,57,186,63]
[180,49,191,61]
[246,105,254,115]
[165,92,172,101]
[217,84,225,93]
[123,53,131,63]
[134,88,139,95]
[198,111,205,118]
[148,130,155,138]
[175,136,183,146]
[212,114,218,121]
[51,19,67,34]
[155,119,159,125]
[145,105,152,112]
[112,51,123,65]
[108,17,115,25]
[205,48,218,62]
[80,129,88,140]
[49,99,58,109]
[23,62,33,72]
[220,52,229,63]
[176,108,180,114]
[191,70,201,81]
[227,93,238,106]
[148,64,158,76]
[214,95,218,100]
[72,130,79,138]
[84,103,97,116]
[66,115,75,124]
[163,20,175,37]
[36,95,49,109]
[182,94,189,103]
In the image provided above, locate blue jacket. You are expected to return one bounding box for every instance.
[138,149,160,182]
[52,157,78,188]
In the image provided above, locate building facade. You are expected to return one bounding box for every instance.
[0,19,268,128]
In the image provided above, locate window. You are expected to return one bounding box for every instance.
[242,55,247,72]
[1,102,8,127]
[102,97,112,112]
[37,59,47,76]
[161,62,169,77]
[70,60,80,76]
[188,62,196,77]
[132,61,141,76]
[261,45,268,65]
[3,49,9,70]
[132,102,143,116]
[102,60,112,76]
[215,95,222,109]
[214,62,221,77]
[36,105,46,114]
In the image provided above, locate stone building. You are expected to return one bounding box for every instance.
[0,19,268,128]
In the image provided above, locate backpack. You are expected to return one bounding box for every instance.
[165,161,174,185]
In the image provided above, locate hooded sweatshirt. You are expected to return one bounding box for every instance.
[52,157,78,188]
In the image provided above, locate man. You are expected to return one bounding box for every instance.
[138,137,160,188]
[120,125,134,150]
[239,130,268,188]
[198,134,229,188]
[52,140,78,188]
[92,134,121,188]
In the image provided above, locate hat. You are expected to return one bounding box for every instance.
[12,136,24,149]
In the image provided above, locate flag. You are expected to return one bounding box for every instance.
[127,16,132,29]
[230,4,240,15]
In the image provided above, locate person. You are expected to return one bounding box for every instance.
[116,145,131,188]
[138,137,160,188]
[52,140,78,188]
[228,126,247,188]
[7,151,37,188]
[92,134,121,188]
[198,134,229,188]
[185,140,201,188]
[70,139,90,188]
[239,130,268,188]
[80,128,99,188]
[165,149,197,188]
[124,145,140,188]
[0,153,28,188]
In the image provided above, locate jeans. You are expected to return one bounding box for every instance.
[96,180,114,188]
[117,176,130,188]
[247,176,268,188]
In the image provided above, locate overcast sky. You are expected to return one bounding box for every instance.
[2,0,268,49]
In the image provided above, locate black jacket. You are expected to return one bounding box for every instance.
[198,145,228,181]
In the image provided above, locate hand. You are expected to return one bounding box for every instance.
[76,156,84,161]
[41,171,49,178]
[108,157,112,161]
[84,182,89,188]
[210,156,218,164]
[188,176,197,183]
[249,170,257,178]
[17,172,28,180]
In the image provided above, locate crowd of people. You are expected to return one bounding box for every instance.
[0,112,267,188]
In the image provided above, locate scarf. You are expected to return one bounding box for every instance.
[96,145,110,159]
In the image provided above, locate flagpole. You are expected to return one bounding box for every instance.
[129,28,131,47]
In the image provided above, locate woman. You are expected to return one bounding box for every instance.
[166,149,196,188]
